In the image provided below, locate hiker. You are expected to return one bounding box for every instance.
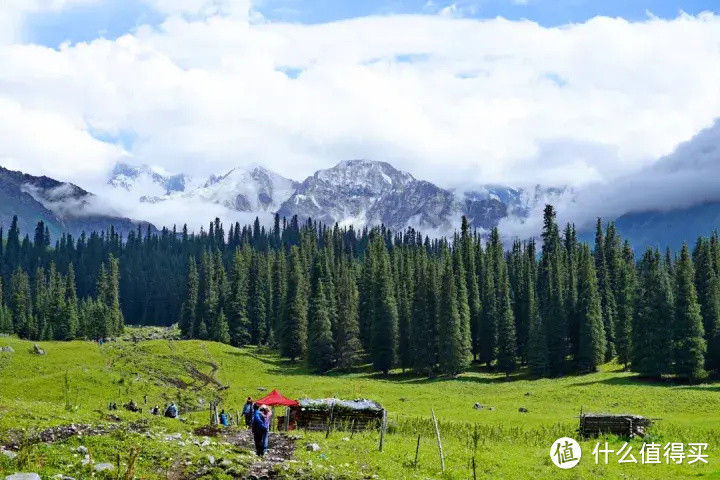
[165,402,178,418]
[126,400,141,412]
[242,397,253,427]
[220,409,229,427]
[251,404,269,456]
[262,405,272,450]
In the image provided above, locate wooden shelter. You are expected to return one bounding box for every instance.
[579,413,653,438]
[293,398,385,432]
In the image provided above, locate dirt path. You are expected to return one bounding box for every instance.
[224,430,296,479]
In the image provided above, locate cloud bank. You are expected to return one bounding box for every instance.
[1,1,720,233]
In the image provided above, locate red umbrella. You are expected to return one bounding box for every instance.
[255,389,299,407]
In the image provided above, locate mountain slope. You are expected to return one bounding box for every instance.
[277,160,457,231]
[0,165,153,239]
[187,165,298,212]
[109,162,195,197]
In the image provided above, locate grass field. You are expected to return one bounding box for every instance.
[1,332,720,479]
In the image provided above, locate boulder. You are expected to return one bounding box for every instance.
[1,450,17,460]
[93,463,115,472]
[306,443,321,452]
[473,402,483,410]
[5,474,41,480]
[32,344,45,355]
[0,346,14,353]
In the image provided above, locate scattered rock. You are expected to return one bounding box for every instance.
[164,433,182,441]
[306,443,321,452]
[0,346,14,353]
[76,446,88,455]
[32,344,45,355]
[342,437,350,442]
[488,406,495,411]
[219,459,233,468]
[93,463,115,472]
[524,392,532,396]
[257,387,267,392]
[206,455,215,465]
[518,407,529,413]
[5,474,41,480]
[1,449,17,460]
[399,397,407,402]
[473,402,483,410]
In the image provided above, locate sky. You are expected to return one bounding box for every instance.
[1,0,720,231]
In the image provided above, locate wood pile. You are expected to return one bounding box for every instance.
[579,413,653,438]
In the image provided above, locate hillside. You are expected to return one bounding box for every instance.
[1,334,719,479]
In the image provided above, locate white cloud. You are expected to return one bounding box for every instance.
[2,6,720,232]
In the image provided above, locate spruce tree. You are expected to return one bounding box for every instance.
[335,264,362,370]
[452,246,472,368]
[228,249,251,346]
[632,249,674,379]
[411,253,439,377]
[461,217,482,361]
[308,282,335,373]
[539,206,567,375]
[693,238,720,372]
[249,252,269,344]
[395,249,414,371]
[576,245,606,373]
[564,224,579,362]
[60,263,79,340]
[282,247,308,362]
[438,258,468,375]
[674,244,707,381]
[479,237,497,367]
[106,255,124,335]
[594,219,616,360]
[526,254,548,377]
[211,309,231,343]
[614,242,635,370]
[370,234,398,375]
[180,259,199,339]
[198,251,217,340]
[495,258,518,379]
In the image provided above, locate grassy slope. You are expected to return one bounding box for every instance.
[1,335,719,479]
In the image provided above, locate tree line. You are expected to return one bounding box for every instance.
[1,207,718,380]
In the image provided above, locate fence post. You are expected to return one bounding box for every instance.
[431,408,445,472]
[414,434,421,467]
[379,409,388,452]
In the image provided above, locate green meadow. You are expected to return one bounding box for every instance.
[1,333,719,479]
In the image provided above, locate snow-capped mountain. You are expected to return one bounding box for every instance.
[187,164,298,212]
[277,160,456,231]
[106,159,563,234]
[108,163,196,198]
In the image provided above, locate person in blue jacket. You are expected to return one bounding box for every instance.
[251,404,269,456]
[219,409,229,427]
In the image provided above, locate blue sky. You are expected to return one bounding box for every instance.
[24,0,720,47]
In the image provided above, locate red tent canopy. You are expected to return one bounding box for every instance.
[255,389,298,407]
